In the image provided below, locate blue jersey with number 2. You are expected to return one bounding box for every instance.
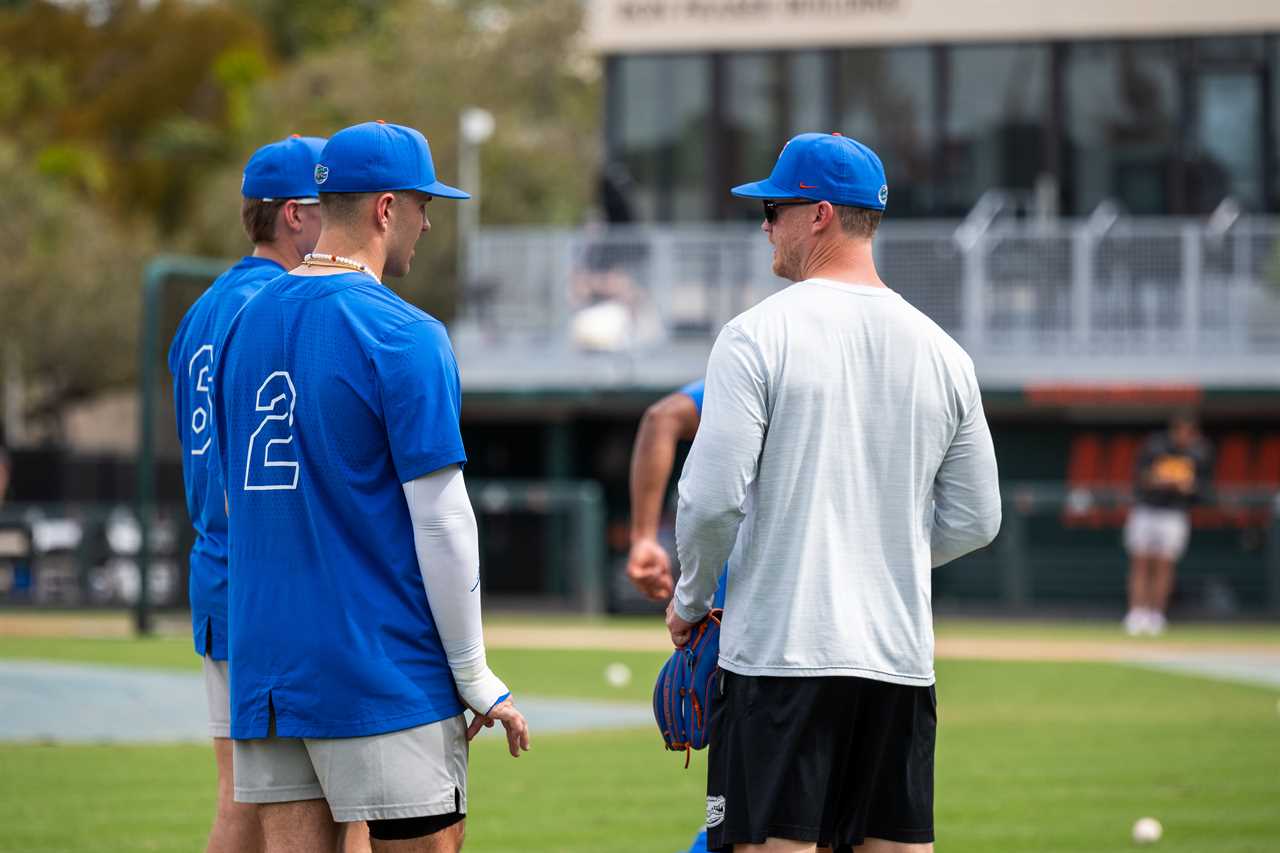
[212,271,466,740]
[169,256,283,660]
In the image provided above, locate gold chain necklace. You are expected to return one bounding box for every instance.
[302,253,375,276]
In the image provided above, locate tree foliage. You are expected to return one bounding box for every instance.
[185,0,600,318]
[0,0,601,428]
[0,0,273,225]
[0,141,157,430]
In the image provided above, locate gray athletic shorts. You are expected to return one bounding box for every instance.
[202,655,231,739]
[1124,505,1190,561]
[233,714,468,822]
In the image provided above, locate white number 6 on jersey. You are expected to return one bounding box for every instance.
[244,371,299,491]
[188,345,214,456]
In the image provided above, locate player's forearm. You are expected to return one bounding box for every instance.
[673,327,766,620]
[931,500,1001,566]
[402,466,509,714]
[931,456,1001,566]
[673,437,751,620]
[931,390,1002,567]
[629,413,681,541]
[673,496,738,622]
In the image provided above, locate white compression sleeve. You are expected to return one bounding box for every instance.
[402,466,509,715]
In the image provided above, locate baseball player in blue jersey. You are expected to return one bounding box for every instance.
[211,121,528,853]
[169,134,325,853]
[627,379,726,853]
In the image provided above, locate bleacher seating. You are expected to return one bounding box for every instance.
[1064,431,1280,529]
[1063,433,1106,528]
[1251,435,1280,525]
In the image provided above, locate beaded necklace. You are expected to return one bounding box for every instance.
[301,253,375,277]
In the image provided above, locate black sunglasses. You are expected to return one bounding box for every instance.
[762,199,816,223]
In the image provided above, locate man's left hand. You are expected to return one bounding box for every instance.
[666,599,698,647]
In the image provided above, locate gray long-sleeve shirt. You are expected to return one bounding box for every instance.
[674,279,1001,685]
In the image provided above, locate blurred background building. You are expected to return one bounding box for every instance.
[2,0,1278,620]
[455,0,1280,615]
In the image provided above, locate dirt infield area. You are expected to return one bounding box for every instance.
[0,612,188,638]
[0,612,132,637]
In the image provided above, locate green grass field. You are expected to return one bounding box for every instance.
[1,626,1278,852]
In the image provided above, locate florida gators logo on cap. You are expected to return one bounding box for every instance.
[315,164,330,185]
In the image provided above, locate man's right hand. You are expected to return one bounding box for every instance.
[626,537,673,601]
[466,697,531,758]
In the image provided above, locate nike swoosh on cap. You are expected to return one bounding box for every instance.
[798,183,817,189]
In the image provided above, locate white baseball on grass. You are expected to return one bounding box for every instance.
[1132,817,1163,844]
[604,662,632,688]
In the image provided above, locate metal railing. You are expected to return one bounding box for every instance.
[463,214,1280,361]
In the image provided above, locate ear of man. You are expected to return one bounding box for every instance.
[374,192,397,231]
[278,200,306,235]
[810,201,840,235]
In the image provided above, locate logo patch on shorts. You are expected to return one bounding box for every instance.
[315,164,330,185]
[706,794,726,828]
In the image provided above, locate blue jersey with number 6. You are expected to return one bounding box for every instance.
[169,256,283,661]
[212,271,466,740]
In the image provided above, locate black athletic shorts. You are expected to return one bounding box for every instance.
[705,671,936,852]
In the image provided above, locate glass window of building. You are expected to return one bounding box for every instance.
[1064,40,1180,215]
[787,50,832,136]
[1194,35,1267,63]
[1192,68,1264,211]
[939,44,1049,216]
[611,55,712,222]
[1182,35,1269,213]
[837,47,935,217]
[1273,36,1280,212]
[724,53,786,218]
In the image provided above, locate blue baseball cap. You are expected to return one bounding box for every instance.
[731,132,888,211]
[242,135,327,200]
[314,121,469,199]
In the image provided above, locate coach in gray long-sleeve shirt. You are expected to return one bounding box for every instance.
[669,133,1000,853]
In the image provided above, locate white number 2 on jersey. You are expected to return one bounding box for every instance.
[244,371,300,491]
[188,345,214,456]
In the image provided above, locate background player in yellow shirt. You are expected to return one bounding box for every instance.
[1124,412,1214,635]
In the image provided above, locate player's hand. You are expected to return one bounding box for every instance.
[626,537,673,601]
[666,599,697,648]
[466,698,531,758]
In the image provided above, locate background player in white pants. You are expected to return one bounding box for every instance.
[1123,412,1213,635]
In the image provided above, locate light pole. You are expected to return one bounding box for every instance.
[457,107,495,295]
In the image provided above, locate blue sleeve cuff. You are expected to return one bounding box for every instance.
[485,692,511,715]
